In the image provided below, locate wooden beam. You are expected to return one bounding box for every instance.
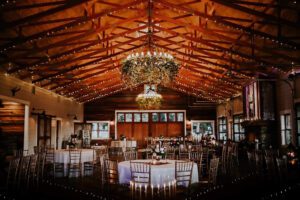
[1,1,68,11]
[0,0,145,52]
[211,0,300,28]
[8,17,147,74]
[11,25,148,74]
[1,0,91,30]
[31,39,146,84]
[154,13,300,65]
[155,0,300,51]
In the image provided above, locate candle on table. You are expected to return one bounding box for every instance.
[151,184,153,197]
[139,184,142,197]
[163,183,166,199]
[168,182,171,197]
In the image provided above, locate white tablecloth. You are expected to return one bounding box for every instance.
[111,140,137,149]
[54,149,94,176]
[118,159,198,187]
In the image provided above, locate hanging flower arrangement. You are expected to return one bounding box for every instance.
[121,51,179,87]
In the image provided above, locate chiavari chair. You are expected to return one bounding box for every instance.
[199,157,219,187]
[247,151,256,173]
[68,149,82,178]
[276,156,288,182]
[6,157,21,189]
[189,151,203,180]
[17,155,31,188]
[27,154,38,187]
[130,161,151,190]
[165,151,176,160]
[201,148,209,177]
[83,151,93,177]
[175,161,194,188]
[179,151,190,160]
[123,150,138,161]
[254,150,264,174]
[103,159,119,185]
[44,147,64,179]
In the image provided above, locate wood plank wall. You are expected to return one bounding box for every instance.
[85,87,216,145]
[0,100,25,158]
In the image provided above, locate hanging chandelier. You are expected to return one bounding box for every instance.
[121,51,179,87]
[136,84,162,109]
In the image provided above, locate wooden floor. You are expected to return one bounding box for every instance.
[1,157,300,200]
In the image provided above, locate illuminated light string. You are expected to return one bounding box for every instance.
[176,75,233,96]
[54,68,120,91]
[176,74,237,94]
[121,50,179,87]
[76,83,123,99]
[179,68,242,89]
[33,54,123,84]
[76,83,125,101]
[175,81,224,99]
[82,84,139,103]
[171,86,218,102]
[33,30,137,70]
[0,1,146,53]
[166,6,297,50]
[68,81,123,98]
[65,77,120,96]
[173,81,222,100]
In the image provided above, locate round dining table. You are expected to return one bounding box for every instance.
[118,159,199,187]
[54,149,94,177]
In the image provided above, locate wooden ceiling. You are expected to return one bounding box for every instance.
[0,0,299,103]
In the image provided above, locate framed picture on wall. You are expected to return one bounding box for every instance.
[191,120,215,139]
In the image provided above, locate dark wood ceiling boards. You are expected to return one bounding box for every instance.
[0,0,299,103]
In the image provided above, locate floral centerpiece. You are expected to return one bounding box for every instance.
[152,143,165,160]
[120,134,126,141]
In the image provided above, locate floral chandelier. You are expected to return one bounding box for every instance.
[121,51,179,87]
[136,84,162,109]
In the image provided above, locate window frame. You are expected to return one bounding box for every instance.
[218,117,227,141]
[87,121,110,140]
[280,114,291,145]
[296,104,300,147]
[232,115,245,142]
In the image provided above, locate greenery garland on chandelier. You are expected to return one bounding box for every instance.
[136,91,162,109]
[121,51,179,87]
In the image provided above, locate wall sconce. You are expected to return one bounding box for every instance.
[67,114,78,120]
[11,86,21,96]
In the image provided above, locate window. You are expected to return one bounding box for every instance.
[281,114,291,145]
[142,113,149,122]
[37,115,52,147]
[125,113,132,122]
[117,111,185,123]
[233,115,245,142]
[169,113,176,122]
[160,113,167,122]
[134,113,141,122]
[218,117,227,140]
[117,113,125,122]
[177,113,184,122]
[90,121,110,139]
[296,105,300,146]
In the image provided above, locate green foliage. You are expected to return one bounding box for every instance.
[121,54,179,87]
